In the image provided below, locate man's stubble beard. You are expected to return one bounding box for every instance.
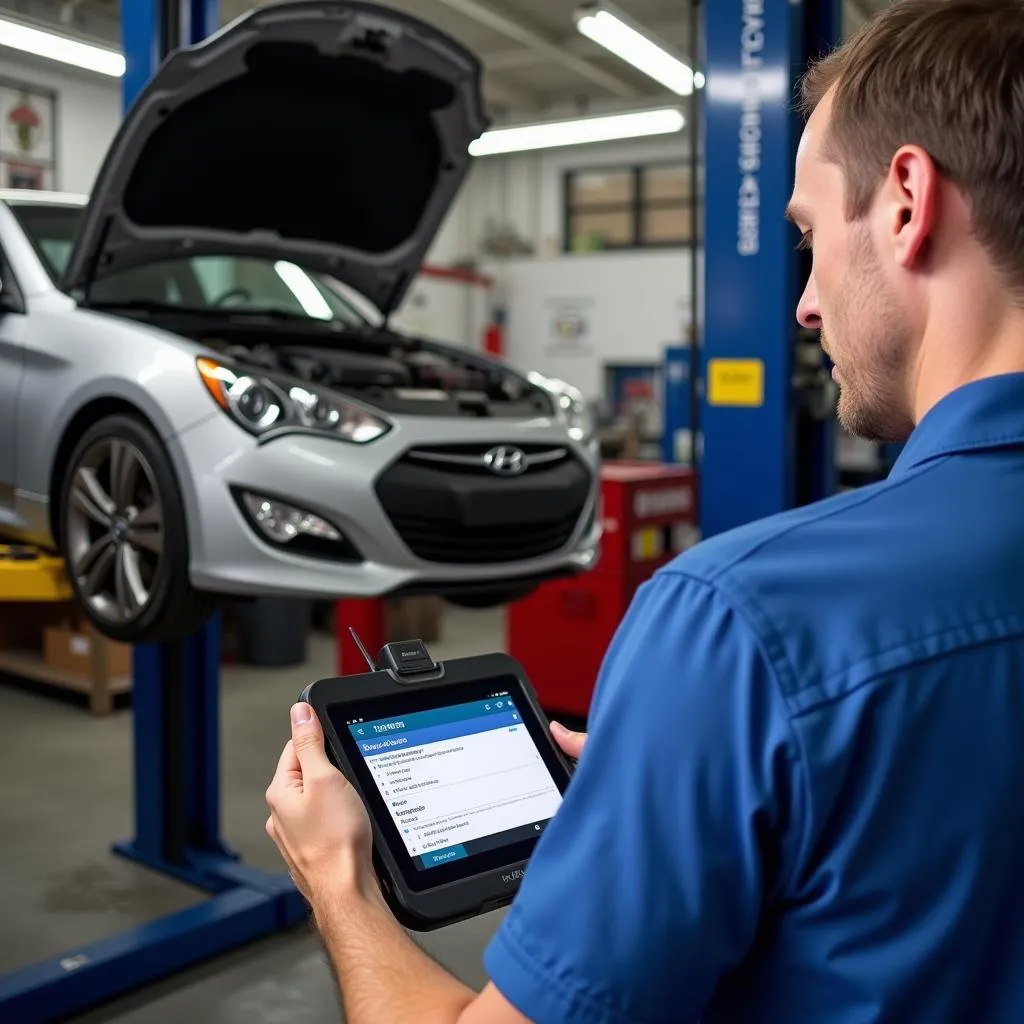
[829,227,915,444]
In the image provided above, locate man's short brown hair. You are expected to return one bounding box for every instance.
[801,0,1024,294]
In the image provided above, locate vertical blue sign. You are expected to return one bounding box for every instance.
[662,344,694,464]
[700,0,801,537]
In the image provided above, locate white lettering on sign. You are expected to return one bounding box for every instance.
[633,487,693,520]
[738,0,765,256]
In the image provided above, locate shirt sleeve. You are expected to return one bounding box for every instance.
[483,570,806,1024]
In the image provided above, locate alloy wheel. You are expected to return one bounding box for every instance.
[65,438,165,626]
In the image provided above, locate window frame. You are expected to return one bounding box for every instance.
[562,159,701,253]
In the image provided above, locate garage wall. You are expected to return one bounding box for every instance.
[449,134,687,262]
[388,268,493,350]
[482,248,698,400]
[1,53,121,194]
[434,134,694,384]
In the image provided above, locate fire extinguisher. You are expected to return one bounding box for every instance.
[483,304,506,357]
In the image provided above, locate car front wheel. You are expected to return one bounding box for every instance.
[58,414,217,644]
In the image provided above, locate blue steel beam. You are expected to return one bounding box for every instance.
[699,0,841,538]
[0,889,277,1024]
[121,0,160,108]
[117,614,237,885]
[122,0,221,105]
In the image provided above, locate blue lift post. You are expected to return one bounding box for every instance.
[696,0,842,538]
[0,4,307,1022]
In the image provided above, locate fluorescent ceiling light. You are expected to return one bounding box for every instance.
[469,107,684,156]
[0,16,124,77]
[575,4,701,96]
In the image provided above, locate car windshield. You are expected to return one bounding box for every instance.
[8,202,373,327]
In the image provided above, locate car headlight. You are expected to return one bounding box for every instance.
[528,371,595,442]
[196,358,390,443]
[558,388,595,443]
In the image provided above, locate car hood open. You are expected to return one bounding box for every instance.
[61,0,489,315]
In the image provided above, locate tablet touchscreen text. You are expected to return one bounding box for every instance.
[346,692,562,871]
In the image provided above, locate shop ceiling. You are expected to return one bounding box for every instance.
[2,0,892,118]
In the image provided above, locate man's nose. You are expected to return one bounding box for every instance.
[796,274,821,329]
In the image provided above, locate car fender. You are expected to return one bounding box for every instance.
[16,303,222,521]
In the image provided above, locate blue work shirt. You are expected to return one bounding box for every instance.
[484,373,1024,1023]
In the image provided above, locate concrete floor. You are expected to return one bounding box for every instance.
[0,606,508,1023]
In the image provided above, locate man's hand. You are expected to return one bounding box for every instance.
[551,720,587,759]
[264,703,532,1024]
[265,702,377,907]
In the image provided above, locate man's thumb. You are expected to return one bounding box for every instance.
[290,703,329,774]
[550,720,586,759]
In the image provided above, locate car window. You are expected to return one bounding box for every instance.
[90,260,207,306]
[189,256,236,303]
[39,237,72,274]
[5,202,371,327]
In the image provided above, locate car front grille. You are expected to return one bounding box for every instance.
[375,443,592,565]
[383,513,582,564]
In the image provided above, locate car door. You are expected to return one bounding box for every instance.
[0,241,27,528]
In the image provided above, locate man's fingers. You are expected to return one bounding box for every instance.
[275,738,300,779]
[265,740,300,810]
[290,702,333,778]
[550,720,587,758]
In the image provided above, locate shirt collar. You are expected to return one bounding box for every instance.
[890,372,1024,478]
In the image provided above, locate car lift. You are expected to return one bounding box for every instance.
[666,0,842,536]
[0,3,308,1022]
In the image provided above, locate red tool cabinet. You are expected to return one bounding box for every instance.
[508,462,699,721]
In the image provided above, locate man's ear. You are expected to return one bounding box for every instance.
[886,144,938,269]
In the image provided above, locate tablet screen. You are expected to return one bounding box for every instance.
[329,676,566,889]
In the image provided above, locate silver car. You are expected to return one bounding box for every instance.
[0,1,600,644]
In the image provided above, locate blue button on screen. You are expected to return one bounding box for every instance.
[421,844,468,868]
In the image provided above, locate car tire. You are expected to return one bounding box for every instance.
[57,413,218,644]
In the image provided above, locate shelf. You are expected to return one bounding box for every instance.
[0,649,130,714]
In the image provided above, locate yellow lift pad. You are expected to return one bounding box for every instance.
[0,545,73,602]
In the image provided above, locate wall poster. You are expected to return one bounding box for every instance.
[543,296,594,357]
[0,80,57,191]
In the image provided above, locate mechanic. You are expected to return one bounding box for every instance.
[265,1,1024,1020]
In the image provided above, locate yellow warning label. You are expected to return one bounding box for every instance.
[631,527,664,562]
[707,358,764,407]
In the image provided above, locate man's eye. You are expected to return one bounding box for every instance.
[796,231,813,252]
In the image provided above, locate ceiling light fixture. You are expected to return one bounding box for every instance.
[574,2,702,96]
[469,106,684,156]
[0,16,124,77]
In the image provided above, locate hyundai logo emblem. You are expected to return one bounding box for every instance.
[483,446,527,476]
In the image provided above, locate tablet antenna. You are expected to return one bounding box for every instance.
[348,627,377,672]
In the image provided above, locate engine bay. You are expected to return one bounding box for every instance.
[192,323,556,419]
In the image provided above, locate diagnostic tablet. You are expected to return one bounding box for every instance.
[300,645,573,930]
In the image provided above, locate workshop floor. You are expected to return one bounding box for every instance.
[0,606,507,1023]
